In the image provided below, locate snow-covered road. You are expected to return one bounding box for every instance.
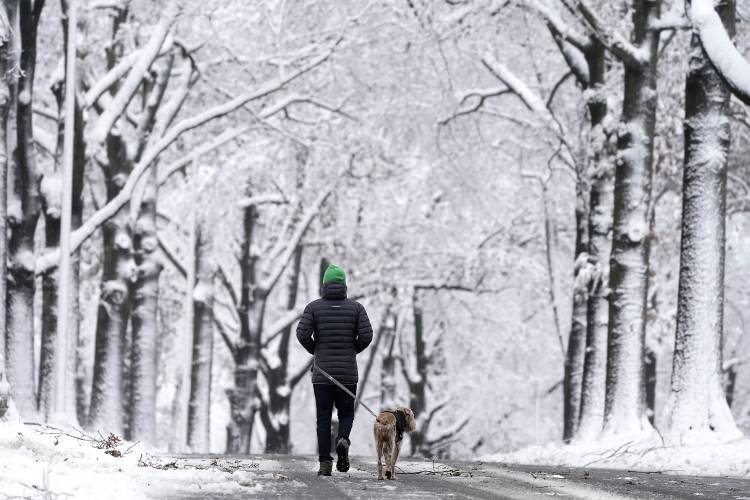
[156,456,750,499]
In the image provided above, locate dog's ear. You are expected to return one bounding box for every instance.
[403,407,417,432]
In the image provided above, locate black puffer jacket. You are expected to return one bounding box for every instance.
[296,282,373,385]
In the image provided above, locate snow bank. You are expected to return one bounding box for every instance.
[0,421,255,498]
[484,436,750,478]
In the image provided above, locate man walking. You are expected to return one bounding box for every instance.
[296,264,373,476]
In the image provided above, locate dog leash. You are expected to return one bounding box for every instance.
[312,360,380,420]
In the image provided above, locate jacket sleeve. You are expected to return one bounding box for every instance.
[296,304,315,355]
[354,303,373,354]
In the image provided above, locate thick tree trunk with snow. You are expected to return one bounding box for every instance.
[603,0,661,439]
[6,0,43,418]
[89,136,134,435]
[262,246,302,454]
[226,203,263,454]
[662,0,741,444]
[128,159,162,443]
[187,224,215,452]
[563,206,588,442]
[576,40,614,442]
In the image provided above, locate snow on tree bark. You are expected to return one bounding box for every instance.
[662,0,742,444]
[602,0,661,440]
[0,0,14,412]
[187,223,215,452]
[577,40,614,442]
[128,152,163,443]
[7,0,43,418]
[88,133,135,435]
[226,201,262,454]
[563,211,588,442]
[38,31,85,421]
[261,246,302,454]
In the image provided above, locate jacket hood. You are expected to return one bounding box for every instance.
[322,281,347,300]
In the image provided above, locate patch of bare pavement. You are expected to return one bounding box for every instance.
[155,455,750,499]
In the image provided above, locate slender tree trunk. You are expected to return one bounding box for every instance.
[128,156,162,442]
[576,40,614,442]
[226,202,263,454]
[262,246,302,454]
[563,200,588,442]
[354,291,396,418]
[407,292,428,456]
[0,0,16,414]
[380,319,397,409]
[603,0,661,439]
[662,0,741,443]
[38,27,85,419]
[7,0,43,418]
[187,223,215,452]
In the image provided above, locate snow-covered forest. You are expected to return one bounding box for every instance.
[3,0,750,469]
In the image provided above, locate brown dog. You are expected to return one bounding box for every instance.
[373,406,417,480]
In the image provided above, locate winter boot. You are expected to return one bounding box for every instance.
[335,437,350,472]
[318,460,333,477]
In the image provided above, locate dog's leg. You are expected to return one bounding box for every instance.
[386,434,397,479]
[375,432,384,480]
[391,441,402,480]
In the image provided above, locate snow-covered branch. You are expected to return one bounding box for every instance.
[524,0,590,52]
[83,39,173,108]
[258,169,346,293]
[426,416,469,446]
[576,0,645,67]
[90,3,179,143]
[690,0,750,105]
[157,233,186,277]
[37,57,332,275]
[439,86,510,125]
[156,126,250,186]
[481,54,546,113]
[236,194,287,208]
[260,309,305,348]
[289,359,313,388]
[214,318,237,357]
[217,265,239,308]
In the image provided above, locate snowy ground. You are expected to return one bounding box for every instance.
[3,419,750,498]
[0,420,256,498]
[486,435,750,478]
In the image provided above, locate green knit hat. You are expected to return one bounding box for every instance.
[322,264,346,285]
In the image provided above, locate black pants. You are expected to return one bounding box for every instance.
[313,383,357,462]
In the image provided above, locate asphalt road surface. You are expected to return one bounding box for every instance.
[155,455,750,499]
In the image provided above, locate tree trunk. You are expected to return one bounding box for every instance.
[662,0,741,443]
[38,26,85,420]
[262,246,302,454]
[226,202,263,454]
[0,0,17,416]
[407,292,428,456]
[187,223,215,452]
[354,291,396,418]
[380,319,398,409]
[128,155,162,442]
[88,135,134,435]
[603,0,661,439]
[576,40,614,442]
[563,201,588,442]
[6,0,43,418]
